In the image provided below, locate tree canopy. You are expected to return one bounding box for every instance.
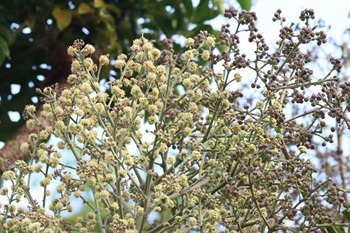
[0,0,251,171]
[0,0,251,142]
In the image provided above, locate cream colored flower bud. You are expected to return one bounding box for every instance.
[131,44,141,52]
[71,60,81,73]
[117,53,128,60]
[148,104,158,115]
[131,85,143,98]
[39,130,49,140]
[256,101,264,110]
[184,50,194,60]
[28,133,38,142]
[20,142,29,152]
[99,55,109,66]
[156,65,166,74]
[40,178,51,187]
[189,217,197,226]
[111,202,119,210]
[115,59,125,69]
[135,52,144,62]
[67,46,77,56]
[84,58,94,71]
[118,170,127,178]
[185,38,195,47]
[26,119,36,129]
[144,60,155,71]
[25,105,36,113]
[97,93,108,102]
[81,82,93,94]
[0,187,8,196]
[87,212,96,220]
[151,48,161,60]
[143,42,153,51]
[192,150,201,160]
[100,190,110,198]
[299,146,308,154]
[201,50,210,60]
[83,44,95,55]
[273,101,282,110]
[56,185,65,193]
[234,72,242,82]
[183,127,192,136]
[166,156,175,165]
[207,36,216,46]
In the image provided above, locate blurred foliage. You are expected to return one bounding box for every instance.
[237,0,252,10]
[0,0,250,143]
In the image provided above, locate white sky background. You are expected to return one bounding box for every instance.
[1,0,350,223]
[243,0,349,42]
[212,0,350,174]
[212,0,350,63]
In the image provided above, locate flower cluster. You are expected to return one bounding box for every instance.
[1,7,349,233]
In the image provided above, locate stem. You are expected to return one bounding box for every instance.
[271,78,339,91]
[248,169,271,229]
[336,121,349,207]
[42,164,50,208]
[285,106,323,123]
[94,196,106,233]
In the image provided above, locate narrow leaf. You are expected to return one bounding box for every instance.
[0,47,5,64]
[77,3,94,14]
[0,37,10,58]
[0,25,14,44]
[24,17,36,29]
[326,226,346,233]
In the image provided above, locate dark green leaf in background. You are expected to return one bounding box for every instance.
[237,0,252,10]
[0,24,13,64]
[342,208,350,222]
[325,226,346,233]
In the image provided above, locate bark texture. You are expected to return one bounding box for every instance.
[0,39,71,173]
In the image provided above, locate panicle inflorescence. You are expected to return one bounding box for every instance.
[1,7,349,233]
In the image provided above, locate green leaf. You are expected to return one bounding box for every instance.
[182,0,193,18]
[0,25,14,44]
[25,16,36,29]
[172,6,185,31]
[192,0,221,24]
[77,3,95,14]
[191,23,215,36]
[52,5,72,31]
[213,0,225,14]
[149,9,173,37]
[0,47,5,64]
[325,226,345,233]
[237,0,252,10]
[342,208,350,222]
[0,37,10,64]
[94,0,106,8]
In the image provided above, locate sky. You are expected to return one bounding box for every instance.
[215,0,350,163]
[252,0,349,43]
[214,0,350,48]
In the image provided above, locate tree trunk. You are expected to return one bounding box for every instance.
[0,39,71,173]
